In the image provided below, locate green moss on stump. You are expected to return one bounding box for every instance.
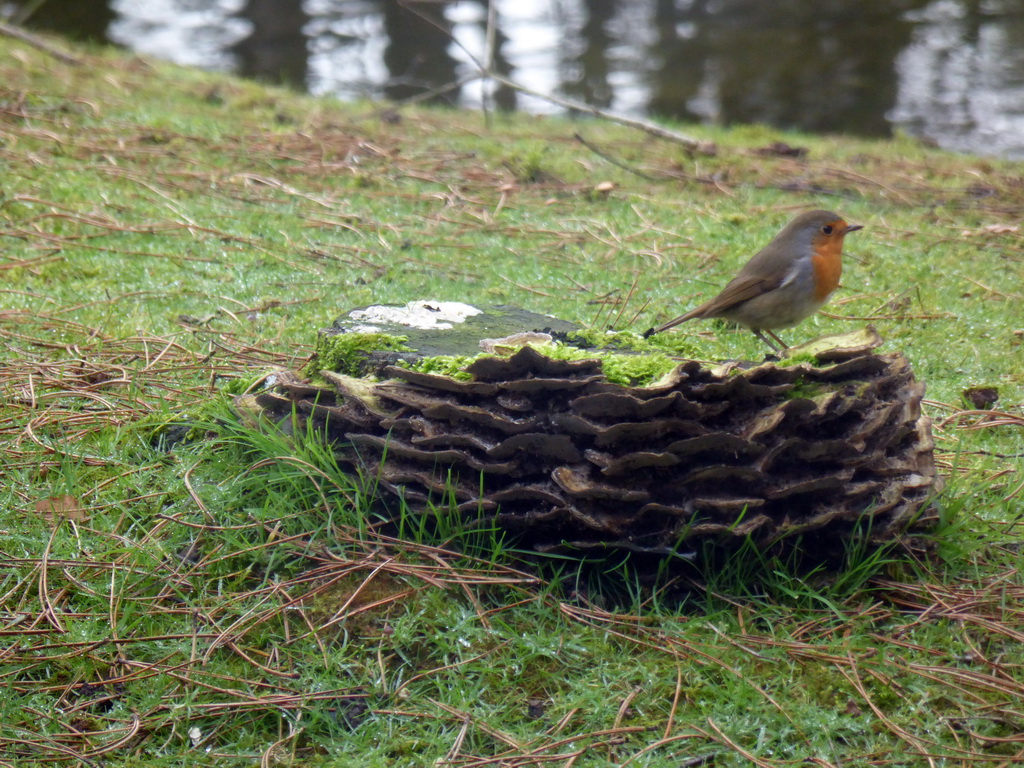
[304,332,412,379]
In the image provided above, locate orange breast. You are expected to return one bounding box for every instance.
[810,238,844,302]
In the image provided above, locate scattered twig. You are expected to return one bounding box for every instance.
[573,133,661,180]
[705,718,776,768]
[0,20,81,65]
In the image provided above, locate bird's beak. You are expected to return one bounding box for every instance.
[845,224,864,233]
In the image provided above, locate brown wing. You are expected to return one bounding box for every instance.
[691,271,784,318]
[648,272,783,334]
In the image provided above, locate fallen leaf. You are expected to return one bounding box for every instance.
[753,141,808,158]
[34,495,88,522]
[962,386,999,410]
[962,224,1020,237]
[527,698,546,719]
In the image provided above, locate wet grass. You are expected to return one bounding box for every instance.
[1,32,1023,767]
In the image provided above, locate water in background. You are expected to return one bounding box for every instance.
[12,0,1024,158]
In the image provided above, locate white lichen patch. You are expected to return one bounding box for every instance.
[348,301,483,331]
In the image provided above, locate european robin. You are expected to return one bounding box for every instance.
[643,210,863,351]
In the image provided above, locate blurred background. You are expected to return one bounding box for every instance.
[8,0,1024,157]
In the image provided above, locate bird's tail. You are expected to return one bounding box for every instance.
[642,306,706,338]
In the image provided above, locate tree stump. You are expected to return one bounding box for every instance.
[238,303,941,562]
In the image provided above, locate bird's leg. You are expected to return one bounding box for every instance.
[765,329,789,350]
[750,328,786,353]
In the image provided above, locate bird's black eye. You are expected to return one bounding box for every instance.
[821,224,834,235]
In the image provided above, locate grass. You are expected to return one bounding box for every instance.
[1,31,1023,767]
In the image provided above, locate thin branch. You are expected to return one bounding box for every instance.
[0,21,82,65]
[490,74,713,152]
